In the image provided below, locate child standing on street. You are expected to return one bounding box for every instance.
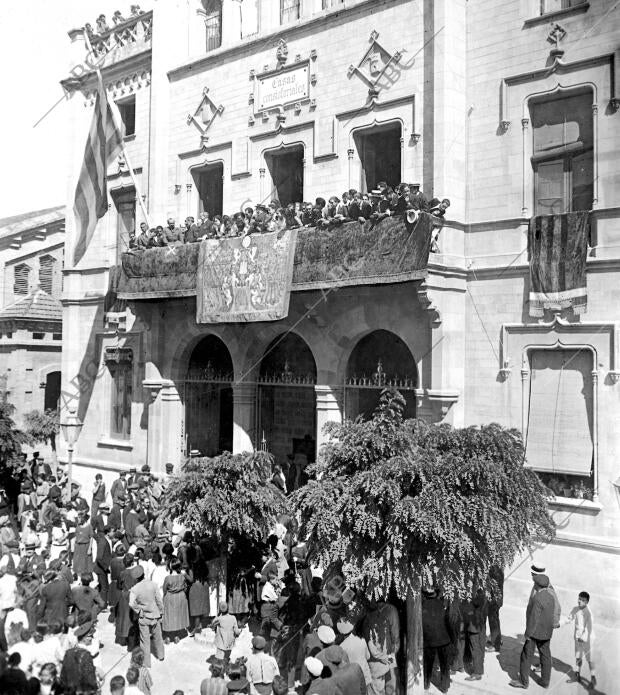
[563,591,596,687]
[211,601,240,665]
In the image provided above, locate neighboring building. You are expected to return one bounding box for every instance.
[60,1,620,620]
[0,206,65,427]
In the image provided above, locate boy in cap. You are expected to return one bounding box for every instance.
[212,601,240,665]
[246,635,280,694]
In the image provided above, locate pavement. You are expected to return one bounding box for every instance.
[95,603,618,695]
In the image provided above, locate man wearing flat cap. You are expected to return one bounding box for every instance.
[111,470,128,505]
[322,645,366,695]
[509,572,556,689]
[59,618,99,694]
[129,565,165,667]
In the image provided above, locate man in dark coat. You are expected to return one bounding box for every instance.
[422,587,453,693]
[16,541,46,628]
[38,569,73,626]
[72,572,105,621]
[408,183,428,211]
[109,495,129,549]
[509,574,555,689]
[110,471,128,505]
[94,525,113,605]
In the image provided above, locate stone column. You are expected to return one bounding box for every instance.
[315,385,343,455]
[143,379,184,473]
[233,382,256,454]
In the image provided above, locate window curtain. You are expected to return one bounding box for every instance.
[525,349,593,475]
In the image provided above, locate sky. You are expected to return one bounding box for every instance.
[0,1,152,219]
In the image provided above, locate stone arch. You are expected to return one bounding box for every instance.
[257,332,317,489]
[344,329,418,420]
[183,333,234,456]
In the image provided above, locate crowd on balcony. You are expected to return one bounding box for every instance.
[127,182,450,253]
[84,5,146,39]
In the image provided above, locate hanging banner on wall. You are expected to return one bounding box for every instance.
[196,229,298,323]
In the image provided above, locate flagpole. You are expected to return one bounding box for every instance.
[83,29,152,228]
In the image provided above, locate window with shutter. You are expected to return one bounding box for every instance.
[530,89,593,214]
[13,264,30,295]
[525,349,594,496]
[39,255,55,295]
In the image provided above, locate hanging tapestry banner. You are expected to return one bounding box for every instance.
[528,211,590,317]
[196,229,298,323]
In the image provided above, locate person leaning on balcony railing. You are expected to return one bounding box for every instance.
[135,222,153,250]
[163,217,184,246]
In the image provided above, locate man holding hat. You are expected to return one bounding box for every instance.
[129,564,165,667]
[408,183,428,211]
[245,635,280,694]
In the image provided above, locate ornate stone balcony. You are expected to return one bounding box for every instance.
[85,8,153,66]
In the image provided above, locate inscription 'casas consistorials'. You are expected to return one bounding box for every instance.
[258,65,309,111]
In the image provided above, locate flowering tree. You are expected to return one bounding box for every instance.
[163,450,286,552]
[24,409,60,471]
[293,390,555,693]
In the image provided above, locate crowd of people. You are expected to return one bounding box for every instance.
[0,454,597,694]
[127,183,450,252]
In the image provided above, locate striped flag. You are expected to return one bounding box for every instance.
[73,77,123,265]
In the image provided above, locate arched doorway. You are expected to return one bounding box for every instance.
[183,335,233,456]
[345,330,418,420]
[258,334,316,491]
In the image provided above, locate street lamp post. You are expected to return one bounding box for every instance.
[61,408,83,502]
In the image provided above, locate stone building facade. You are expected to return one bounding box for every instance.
[61,1,620,620]
[0,206,65,436]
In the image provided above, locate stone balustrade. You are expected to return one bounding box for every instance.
[85,8,153,63]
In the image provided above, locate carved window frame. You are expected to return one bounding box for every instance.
[499,317,620,504]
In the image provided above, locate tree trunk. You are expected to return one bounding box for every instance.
[406,591,424,694]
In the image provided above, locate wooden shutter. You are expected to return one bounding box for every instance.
[525,349,593,476]
[13,264,30,295]
[39,255,55,294]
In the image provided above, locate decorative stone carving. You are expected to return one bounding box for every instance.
[276,39,288,66]
[547,22,567,58]
[186,87,224,147]
[348,31,404,99]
